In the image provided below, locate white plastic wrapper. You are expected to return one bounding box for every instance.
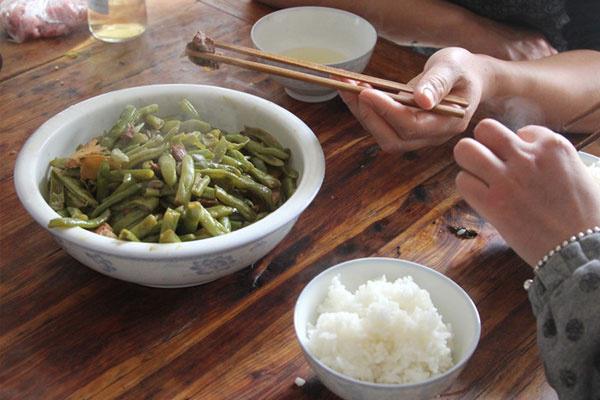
[0,0,87,42]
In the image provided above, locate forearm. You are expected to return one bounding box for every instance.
[483,50,600,132]
[255,0,492,49]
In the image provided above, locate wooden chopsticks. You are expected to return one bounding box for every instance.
[560,99,600,151]
[186,42,468,118]
[212,40,469,108]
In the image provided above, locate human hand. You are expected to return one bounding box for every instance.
[454,119,600,266]
[467,18,557,61]
[339,48,490,153]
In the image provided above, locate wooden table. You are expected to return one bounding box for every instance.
[1,1,598,399]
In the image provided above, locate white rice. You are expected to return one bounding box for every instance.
[588,161,600,187]
[307,275,453,385]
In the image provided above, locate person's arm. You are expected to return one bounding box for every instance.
[527,235,600,399]
[256,0,555,60]
[488,50,600,132]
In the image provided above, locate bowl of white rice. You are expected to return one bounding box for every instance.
[580,151,600,187]
[294,258,480,400]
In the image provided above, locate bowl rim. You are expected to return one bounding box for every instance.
[14,84,325,258]
[293,257,482,389]
[250,6,378,65]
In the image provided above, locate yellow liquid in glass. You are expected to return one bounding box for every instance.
[280,47,347,64]
[88,0,147,43]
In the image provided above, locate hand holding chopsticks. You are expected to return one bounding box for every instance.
[185,32,468,118]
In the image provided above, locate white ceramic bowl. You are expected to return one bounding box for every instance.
[251,6,377,103]
[294,258,481,400]
[14,84,325,288]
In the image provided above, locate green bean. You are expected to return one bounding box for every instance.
[200,186,216,199]
[48,172,65,211]
[214,186,257,221]
[207,205,235,219]
[196,203,226,236]
[119,229,140,242]
[65,190,87,208]
[161,208,181,234]
[181,119,211,133]
[282,176,295,200]
[230,220,243,231]
[126,144,168,168]
[243,126,284,149]
[191,175,210,198]
[200,169,273,209]
[224,133,250,149]
[110,148,129,165]
[181,202,202,233]
[159,229,181,243]
[63,168,81,178]
[245,139,289,160]
[137,104,159,120]
[219,216,231,233]
[212,136,228,163]
[143,234,160,243]
[250,157,268,173]
[161,120,180,135]
[49,210,110,229]
[101,105,137,149]
[144,188,160,197]
[113,173,134,195]
[91,183,143,218]
[159,152,177,187]
[67,207,88,220]
[111,196,159,212]
[281,164,299,179]
[50,158,69,169]
[53,169,98,207]
[112,209,148,234]
[145,114,164,130]
[129,214,158,239]
[175,154,195,206]
[250,151,285,167]
[95,161,111,202]
[108,169,155,182]
[179,233,197,242]
[180,98,199,119]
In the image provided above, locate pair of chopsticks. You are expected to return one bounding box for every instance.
[185,38,468,118]
[562,99,600,151]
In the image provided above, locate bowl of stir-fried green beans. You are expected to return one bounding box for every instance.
[14,84,325,287]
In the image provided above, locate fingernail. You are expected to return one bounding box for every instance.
[423,87,435,105]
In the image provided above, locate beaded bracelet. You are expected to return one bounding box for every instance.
[524,226,600,291]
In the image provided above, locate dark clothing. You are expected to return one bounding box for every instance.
[528,233,600,399]
[449,0,600,51]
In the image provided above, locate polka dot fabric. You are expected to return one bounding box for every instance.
[528,233,600,399]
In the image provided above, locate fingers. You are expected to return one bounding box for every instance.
[473,118,524,161]
[516,124,555,143]
[359,89,462,138]
[414,58,462,110]
[454,137,505,184]
[455,170,489,212]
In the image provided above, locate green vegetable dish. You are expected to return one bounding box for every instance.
[46,99,298,243]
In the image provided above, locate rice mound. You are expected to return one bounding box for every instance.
[307,275,453,384]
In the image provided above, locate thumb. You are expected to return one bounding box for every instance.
[413,64,460,110]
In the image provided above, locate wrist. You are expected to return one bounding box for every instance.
[472,54,505,101]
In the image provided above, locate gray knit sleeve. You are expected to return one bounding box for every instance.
[528,232,600,399]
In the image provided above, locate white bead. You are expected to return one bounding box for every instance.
[555,245,562,252]
[537,260,543,268]
[562,241,569,247]
[594,226,600,232]
[570,236,577,242]
[543,255,548,262]
[578,232,585,238]
[549,250,555,257]
[586,229,593,235]
[523,279,533,290]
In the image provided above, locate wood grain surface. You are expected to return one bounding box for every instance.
[0,1,598,399]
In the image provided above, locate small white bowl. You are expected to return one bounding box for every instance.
[14,84,325,288]
[251,6,377,103]
[294,258,480,400]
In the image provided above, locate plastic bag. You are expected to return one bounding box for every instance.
[0,0,87,43]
